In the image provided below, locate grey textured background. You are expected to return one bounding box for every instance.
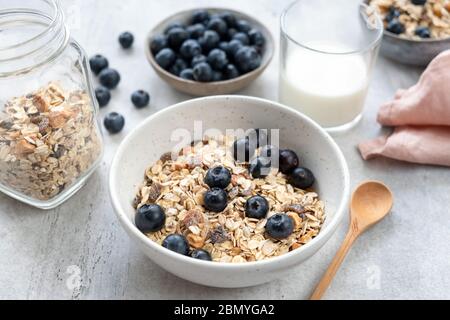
[0,0,449,300]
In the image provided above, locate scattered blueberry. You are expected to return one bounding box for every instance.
[289,167,315,189]
[187,23,206,39]
[167,27,189,49]
[162,234,190,256]
[415,26,431,38]
[135,204,166,233]
[118,31,134,49]
[204,188,228,212]
[207,49,228,70]
[220,12,237,28]
[207,18,228,37]
[249,157,272,179]
[233,137,257,162]
[386,19,405,35]
[180,68,195,80]
[169,58,188,76]
[89,54,109,75]
[191,10,210,24]
[131,90,150,109]
[245,195,269,219]
[234,46,262,73]
[99,68,121,89]
[155,48,176,70]
[259,145,279,158]
[226,39,244,57]
[191,54,207,67]
[104,112,125,134]
[205,166,232,189]
[249,29,265,47]
[279,149,299,174]
[232,32,250,45]
[224,64,240,80]
[180,39,202,59]
[164,22,184,34]
[236,19,252,33]
[193,62,213,82]
[199,30,220,52]
[412,0,427,5]
[95,86,111,108]
[191,250,212,261]
[266,214,294,240]
[150,35,168,55]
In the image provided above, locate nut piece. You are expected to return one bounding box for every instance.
[288,212,302,231]
[182,209,204,228]
[187,233,205,249]
[48,110,71,128]
[15,140,36,155]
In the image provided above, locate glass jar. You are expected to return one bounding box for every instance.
[0,0,103,209]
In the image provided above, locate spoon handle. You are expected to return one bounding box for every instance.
[310,228,359,300]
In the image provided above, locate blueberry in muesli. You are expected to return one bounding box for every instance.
[232,32,250,45]
[205,166,232,189]
[162,234,190,256]
[193,62,213,82]
[104,112,125,134]
[385,7,400,23]
[233,137,256,162]
[155,48,176,70]
[118,31,134,49]
[412,0,427,5]
[95,86,111,108]
[180,68,195,80]
[191,249,212,261]
[207,49,228,70]
[131,90,150,109]
[259,145,279,158]
[266,214,294,240]
[180,39,202,59]
[386,19,405,34]
[289,167,315,189]
[245,195,269,219]
[99,68,121,89]
[204,188,228,212]
[89,54,109,75]
[167,27,189,49]
[249,157,272,179]
[135,204,166,233]
[279,149,299,174]
[415,26,431,38]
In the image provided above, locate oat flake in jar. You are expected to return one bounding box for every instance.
[0,0,103,209]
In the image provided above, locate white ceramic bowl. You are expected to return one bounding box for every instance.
[109,96,350,288]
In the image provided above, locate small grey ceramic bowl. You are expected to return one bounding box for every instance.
[109,96,350,288]
[145,8,274,96]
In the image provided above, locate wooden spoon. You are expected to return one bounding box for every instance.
[310,181,393,300]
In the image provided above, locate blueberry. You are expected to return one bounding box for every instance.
[232,137,257,162]
[245,195,269,219]
[236,19,252,33]
[415,26,431,38]
[226,39,244,57]
[164,22,184,34]
[234,47,262,73]
[248,29,265,47]
[205,166,232,189]
[187,23,206,39]
[232,32,250,45]
[199,30,220,52]
[228,28,238,40]
[167,27,189,49]
[249,157,272,179]
[259,145,280,158]
[212,70,223,82]
[191,250,212,261]
[385,6,400,23]
[204,188,228,212]
[150,35,168,55]
[193,62,213,82]
[135,204,166,233]
[104,112,125,134]
[155,48,176,70]
[289,167,315,189]
[248,128,268,148]
[266,214,294,240]
[118,31,134,49]
[99,68,121,89]
[180,39,202,59]
[131,90,150,109]
[279,149,299,174]
[386,19,405,35]
[219,12,237,28]
[412,0,426,5]
[170,58,188,76]
[219,41,229,52]
[207,49,228,70]
[191,10,210,24]
[191,54,207,67]
[207,18,228,37]
[224,64,240,79]
[89,54,109,75]
[95,86,111,108]
[180,68,195,80]
[162,234,190,256]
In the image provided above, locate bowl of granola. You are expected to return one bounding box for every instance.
[368,0,450,66]
[109,96,350,288]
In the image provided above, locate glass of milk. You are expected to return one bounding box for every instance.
[279,0,383,132]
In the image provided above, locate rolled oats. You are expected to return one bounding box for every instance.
[135,136,325,263]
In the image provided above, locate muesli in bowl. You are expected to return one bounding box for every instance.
[133,132,325,263]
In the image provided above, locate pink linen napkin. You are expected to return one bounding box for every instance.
[359,50,450,167]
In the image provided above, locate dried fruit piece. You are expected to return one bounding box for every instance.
[208,226,230,244]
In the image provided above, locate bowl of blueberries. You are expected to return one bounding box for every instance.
[145,8,274,96]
